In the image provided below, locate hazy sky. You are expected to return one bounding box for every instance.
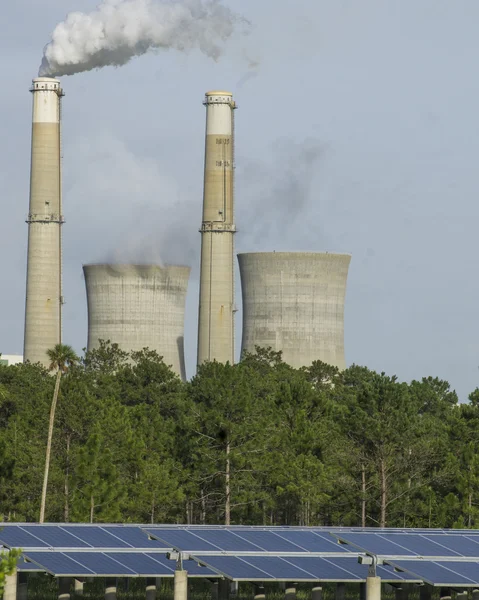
[2,0,479,399]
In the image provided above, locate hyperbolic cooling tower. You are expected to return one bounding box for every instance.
[197,91,237,368]
[83,264,190,380]
[24,77,65,367]
[238,252,351,370]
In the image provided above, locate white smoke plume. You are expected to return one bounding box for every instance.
[39,0,247,77]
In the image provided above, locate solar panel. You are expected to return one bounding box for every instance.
[61,527,130,548]
[102,527,166,548]
[277,531,349,553]
[189,530,264,552]
[17,556,44,572]
[194,555,274,580]
[24,552,96,576]
[66,553,137,575]
[423,535,479,557]
[146,528,350,554]
[143,530,220,552]
[226,530,306,552]
[193,554,418,582]
[0,527,48,548]
[21,526,91,548]
[380,534,461,557]
[391,560,479,586]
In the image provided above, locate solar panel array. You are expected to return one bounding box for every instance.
[0,525,166,550]
[331,532,479,587]
[5,524,479,585]
[143,528,418,583]
[22,552,216,578]
[193,555,420,583]
[143,528,349,554]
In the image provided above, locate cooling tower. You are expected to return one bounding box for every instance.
[197,91,237,368]
[238,252,351,370]
[83,264,190,380]
[24,77,65,367]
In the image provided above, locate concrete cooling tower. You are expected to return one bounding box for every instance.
[83,264,190,380]
[238,252,351,370]
[24,77,65,367]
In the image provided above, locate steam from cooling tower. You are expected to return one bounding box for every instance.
[39,0,247,77]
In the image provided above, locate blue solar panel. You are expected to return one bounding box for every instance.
[286,557,363,581]
[381,534,461,557]
[334,533,422,556]
[102,527,165,548]
[191,530,265,552]
[21,526,91,548]
[101,553,168,575]
[0,527,48,548]
[242,556,322,579]
[17,556,44,572]
[66,553,137,575]
[194,556,272,579]
[62,527,130,548]
[278,531,349,553]
[226,531,306,552]
[424,535,479,557]
[144,530,220,552]
[24,552,96,576]
[392,560,479,586]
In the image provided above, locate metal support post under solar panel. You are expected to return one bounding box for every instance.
[367,576,381,600]
[174,555,188,600]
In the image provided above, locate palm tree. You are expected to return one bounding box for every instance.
[39,344,79,523]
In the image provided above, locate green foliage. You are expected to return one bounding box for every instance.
[0,548,21,595]
[0,342,476,527]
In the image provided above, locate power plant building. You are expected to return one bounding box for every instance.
[83,264,190,380]
[197,91,236,368]
[24,77,64,367]
[238,252,351,370]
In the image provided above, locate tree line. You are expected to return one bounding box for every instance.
[0,341,477,529]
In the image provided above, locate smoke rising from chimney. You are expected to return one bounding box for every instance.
[39,0,247,77]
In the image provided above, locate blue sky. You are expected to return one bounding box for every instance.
[2,0,479,399]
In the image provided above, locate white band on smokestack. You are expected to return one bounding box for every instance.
[31,77,62,123]
[204,91,234,135]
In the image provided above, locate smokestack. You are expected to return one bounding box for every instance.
[238,252,351,370]
[83,264,190,381]
[24,77,64,367]
[197,91,237,368]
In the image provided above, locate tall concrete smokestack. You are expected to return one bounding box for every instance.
[24,77,64,367]
[238,252,351,370]
[83,264,190,380]
[197,91,236,368]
